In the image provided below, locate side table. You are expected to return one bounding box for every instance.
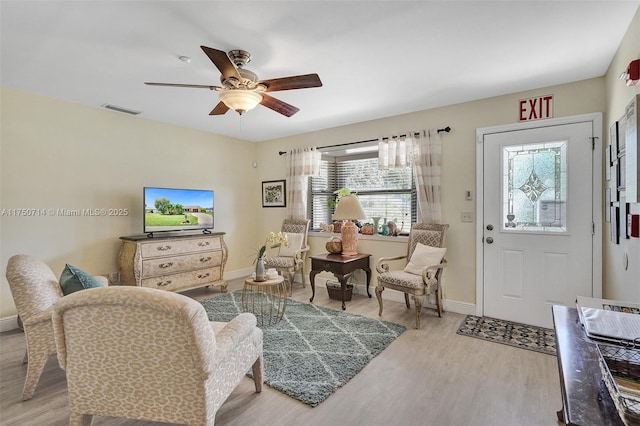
[242,276,288,326]
[309,253,371,310]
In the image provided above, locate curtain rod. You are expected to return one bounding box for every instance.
[278,126,451,156]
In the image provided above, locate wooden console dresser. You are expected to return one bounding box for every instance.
[118,232,228,293]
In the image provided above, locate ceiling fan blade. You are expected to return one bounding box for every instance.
[260,94,300,117]
[260,73,322,92]
[209,101,229,115]
[200,46,241,82]
[145,82,220,90]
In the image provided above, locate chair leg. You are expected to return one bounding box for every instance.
[404,293,411,309]
[21,350,49,400]
[285,271,294,296]
[69,411,93,426]
[300,264,306,288]
[414,295,424,330]
[435,285,443,317]
[252,355,263,393]
[375,286,384,316]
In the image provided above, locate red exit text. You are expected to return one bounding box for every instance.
[519,95,553,121]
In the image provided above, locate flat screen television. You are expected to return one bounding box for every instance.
[143,187,214,236]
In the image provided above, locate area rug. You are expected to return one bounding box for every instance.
[456,315,556,356]
[200,291,406,406]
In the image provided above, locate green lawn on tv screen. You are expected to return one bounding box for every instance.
[145,213,198,226]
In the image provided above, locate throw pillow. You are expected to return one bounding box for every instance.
[278,233,304,257]
[59,263,102,296]
[403,243,447,275]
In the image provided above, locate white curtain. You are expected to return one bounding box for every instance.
[286,147,321,219]
[413,129,442,223]
[378,135,412,169]
[377,129,442,223]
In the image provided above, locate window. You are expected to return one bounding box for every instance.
[502,140,567,232]
[308,150,416,234]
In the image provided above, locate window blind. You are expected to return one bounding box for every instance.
[309,153,416,232]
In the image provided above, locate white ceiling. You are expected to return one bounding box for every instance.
[1,1,638,142]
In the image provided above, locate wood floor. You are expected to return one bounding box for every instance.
[0,279,562,426]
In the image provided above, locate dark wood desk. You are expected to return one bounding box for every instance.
[552,305,623,426]
[309,253,371,310]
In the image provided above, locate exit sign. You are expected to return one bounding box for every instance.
[519,95,554,121]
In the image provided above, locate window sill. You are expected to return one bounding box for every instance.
[309,231,409,243]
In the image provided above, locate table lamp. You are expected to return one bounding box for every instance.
[332,194,366,256]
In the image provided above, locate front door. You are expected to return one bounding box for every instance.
[479,117,601,328]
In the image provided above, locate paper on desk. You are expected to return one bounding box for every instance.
[580,307,640,342]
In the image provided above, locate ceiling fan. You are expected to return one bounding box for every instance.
[145,46,322,117]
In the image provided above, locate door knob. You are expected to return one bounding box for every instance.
[486,224,494,231]
[486,237,494,244]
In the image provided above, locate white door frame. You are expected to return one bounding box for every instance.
[475,113,603,317]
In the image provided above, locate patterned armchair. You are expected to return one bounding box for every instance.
[263,218,311,294]
[52,286,263,426]
[5,254,108,400]
[375,223,449,329]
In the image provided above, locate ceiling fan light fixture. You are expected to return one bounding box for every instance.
[219,90,262,115]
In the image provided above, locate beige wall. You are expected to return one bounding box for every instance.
[0,87,261,318]
[256,78,606,306]
[604,7,640,301]
[2,11,637,321]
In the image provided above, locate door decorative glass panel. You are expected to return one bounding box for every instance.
[502,141,567,232]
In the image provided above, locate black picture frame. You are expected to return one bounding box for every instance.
[605,146,611,181]
[262,180,286,208]
[610,121,618,156]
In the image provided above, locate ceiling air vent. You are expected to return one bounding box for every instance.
[101,104,141,115]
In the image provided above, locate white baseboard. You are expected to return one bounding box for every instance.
[312,276,477,316]
[1,315,19,333]
[0,271,476,333]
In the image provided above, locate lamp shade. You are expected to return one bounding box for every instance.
[332,195,366,220]
[219,90,263,115]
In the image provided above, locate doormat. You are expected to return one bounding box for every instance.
[200,291,406,406]
[456,315,556,356]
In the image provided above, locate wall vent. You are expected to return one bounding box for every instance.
[101,104,141,115]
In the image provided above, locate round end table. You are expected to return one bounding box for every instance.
[242,276,287,326]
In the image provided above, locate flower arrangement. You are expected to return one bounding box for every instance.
[256,231,290,260]
[254,231,290,282]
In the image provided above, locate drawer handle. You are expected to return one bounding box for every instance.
[197,272,210,279]
[159,262,174,269]
[198,241,210,247]
[200,256,212,263]
[156,245,172,251]
[157,280,172,287]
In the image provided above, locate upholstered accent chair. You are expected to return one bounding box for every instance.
[375,223,449,329]
[263,218,311,294]
[5,254,108,401]
[52,286,263,426]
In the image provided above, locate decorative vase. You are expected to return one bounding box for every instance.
[326,236,342,254]
[381,219,389,236]
[255,257,266,282]
[372,217,381,235]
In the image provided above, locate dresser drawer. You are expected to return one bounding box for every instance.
[139,236,221,258]
[140,267,222,291]
[140,251,222,278]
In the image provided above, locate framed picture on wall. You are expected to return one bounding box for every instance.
[605,146,611,181]
[262,180,286,208]
[610,121,618,156]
